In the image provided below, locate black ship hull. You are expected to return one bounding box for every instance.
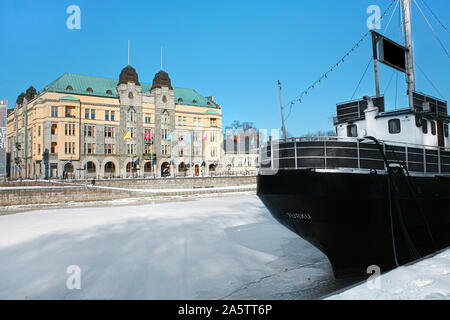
[257,169,450,278]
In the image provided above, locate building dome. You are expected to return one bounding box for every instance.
[118,65,140,86]
[16,92,25,105]
[25,86,37,101]
[151,70,173,90]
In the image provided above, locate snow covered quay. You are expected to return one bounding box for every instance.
[327,248,450,300]
[0,195,350,299]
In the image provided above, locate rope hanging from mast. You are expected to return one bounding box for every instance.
[282,0,398,122]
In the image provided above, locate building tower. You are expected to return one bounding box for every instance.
[117,65,143,177]
[150,70,175,176]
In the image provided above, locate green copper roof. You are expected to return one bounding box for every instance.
[59,96,80,101]
[43,72,220,109]
[205,109,219,114]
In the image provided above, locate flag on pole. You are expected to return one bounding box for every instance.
[123,130,131,140]
[144,131,152,140]
[202,134,208,142]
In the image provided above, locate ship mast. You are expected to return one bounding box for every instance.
[401,0,416,111]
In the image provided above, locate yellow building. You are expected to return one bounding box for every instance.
[6,66,223,179]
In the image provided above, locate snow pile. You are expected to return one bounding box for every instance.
[327,248,450,300]
[0,195,341,299]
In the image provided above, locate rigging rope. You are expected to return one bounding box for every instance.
[419,0,450,34]
[413,0,450,58]
[283,0,398,122]
[415,62,446,100]
[350,0,400,101]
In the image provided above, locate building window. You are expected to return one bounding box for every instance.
[162,111,169,124]
[431,121,436,135]
[162,96,167,103]
[128,109,135,122]
[105,127,115,138]
[85,143,94,154]
[177,98,183,103]
[161,144,170,155]
[106,90,112,95]
[388,119,401,134]
[183,117,187,126]
[179,147,184,157]
[111,110,115,121]
[127,143,136,155]
[145,113,151,124]
[445,124,449,138]
[87,87,93,93]
[104,144,114,154]
[38,126,41,136]
[51,142,57,154]
[65,106,74,117]
[38,144,41,155]
[91,109,95,120]
[194,117,201,127]
[51,124,57,135]
[144,144,152,154]
[85,108,89,119]
[210,118,217,128]
[65,124,75,136]
[127,127,135,138]
[51,106,58,117]
[64,142,75,154]
[161,129,168,140]
[347,124,357,137]
[105,110,109,121]
[178,116,182,126]
[66,85,73,90]
[85,125,95,137]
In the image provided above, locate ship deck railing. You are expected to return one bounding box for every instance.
[260,136,450,175]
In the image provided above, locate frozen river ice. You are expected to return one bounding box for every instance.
[0,195,354,299]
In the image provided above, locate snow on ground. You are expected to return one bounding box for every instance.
[0,195,348,300]
[327,248,450,300]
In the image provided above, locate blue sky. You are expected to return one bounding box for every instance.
[0,0,448,136]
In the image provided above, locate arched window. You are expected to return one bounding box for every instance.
[106,90,112,95]
[192,99,198,104]
[104,161,116,174]
[162,110,169,124]
[86,87,93,93]
[162,96,167,103]
[86,161,96,173]
[144,161,153,173]
[127,107,136,122]
[177,98,183,103]
[66,85,73,90]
